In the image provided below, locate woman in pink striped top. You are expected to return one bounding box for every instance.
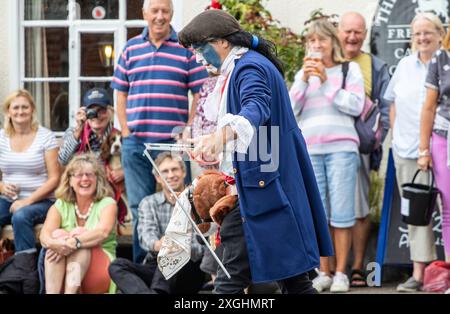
[289,18,365,293]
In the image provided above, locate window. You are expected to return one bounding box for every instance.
[24,0,68,20]
[17,0,170,132]
[18,0,183,132]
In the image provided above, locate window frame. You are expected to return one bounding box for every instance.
[12,0,184,133]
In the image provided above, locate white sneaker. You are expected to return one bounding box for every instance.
[330,272,350,293]
[312,271,332,292]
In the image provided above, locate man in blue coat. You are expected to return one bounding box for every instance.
[179,10,333,294]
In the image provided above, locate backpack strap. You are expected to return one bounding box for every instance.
[341,61,349,89]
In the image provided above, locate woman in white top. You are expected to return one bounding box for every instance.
[0,89,60,253]
[384,13,444,292]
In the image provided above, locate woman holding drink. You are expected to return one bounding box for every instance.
[0,89,60,253]
[289,18,365,293]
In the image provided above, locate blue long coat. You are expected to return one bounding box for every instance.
[227,50,334,283]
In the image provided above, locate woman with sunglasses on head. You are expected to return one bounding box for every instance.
[40,153,118,294]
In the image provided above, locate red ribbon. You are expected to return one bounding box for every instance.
[223,173,236,185]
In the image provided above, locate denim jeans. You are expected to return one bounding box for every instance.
[0,198,54,252]
[310,151,360,228]
[122,135,158,263]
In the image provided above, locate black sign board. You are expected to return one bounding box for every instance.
[371,0,450,75]
[376,150,445,266]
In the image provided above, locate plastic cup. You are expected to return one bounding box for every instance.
[6,183,20,201]
[305,52,322,76]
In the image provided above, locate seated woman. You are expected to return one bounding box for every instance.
[0,89,60,254]
[39,153,118,294]
[57,88,127,226]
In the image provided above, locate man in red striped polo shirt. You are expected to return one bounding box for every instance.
[111,0,208,263]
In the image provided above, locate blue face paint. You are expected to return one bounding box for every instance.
[193,43,222,70]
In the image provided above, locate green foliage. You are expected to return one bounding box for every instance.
[219,0,304,83]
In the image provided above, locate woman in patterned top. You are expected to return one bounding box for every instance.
[0,89,60,253]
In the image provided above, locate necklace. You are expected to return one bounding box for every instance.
[75,202,94,220]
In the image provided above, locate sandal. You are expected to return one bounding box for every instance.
[350,269,367,287]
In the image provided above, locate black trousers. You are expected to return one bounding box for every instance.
[214,206,318,294]
[108,257,205,294]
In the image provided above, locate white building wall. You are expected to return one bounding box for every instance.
[0,0,12,110]
[0,0,380,107]
[181,0,379,45]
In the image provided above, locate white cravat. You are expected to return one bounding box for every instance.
[203,46,248,122]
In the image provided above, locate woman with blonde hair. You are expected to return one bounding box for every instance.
[384,12,445,292]
[40,153,118,294]
[0,89,60,253]
[289,18,365,293]
[417,13,450,291]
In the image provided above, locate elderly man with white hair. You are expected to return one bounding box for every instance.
[333,11,391,290]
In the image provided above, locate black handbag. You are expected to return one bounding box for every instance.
[401,169,439,226]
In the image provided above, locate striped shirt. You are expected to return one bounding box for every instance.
[111,27,208,143]
[57,124,112,166]
[0,126,58,200]
[137,191,203,264]
[289,62,365,155]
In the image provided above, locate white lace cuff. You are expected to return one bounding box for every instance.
[218,113,254,153]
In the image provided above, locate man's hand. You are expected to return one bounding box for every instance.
[121,128,131,138]
[154,236,166,252]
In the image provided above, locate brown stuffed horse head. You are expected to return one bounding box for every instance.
[192,170,237,226]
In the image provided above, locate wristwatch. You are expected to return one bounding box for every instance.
[74,237,82,249]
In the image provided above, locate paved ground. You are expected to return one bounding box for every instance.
[322,283,432,294]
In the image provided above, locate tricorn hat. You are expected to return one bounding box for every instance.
[178,10,241,47]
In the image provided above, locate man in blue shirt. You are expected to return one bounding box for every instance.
[111,0,208,263]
